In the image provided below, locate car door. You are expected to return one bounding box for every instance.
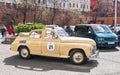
[75,26,93,38]
[41,30,60,57]
[27,30,42,55]
[75,26,87,37]
[86,26,94,39]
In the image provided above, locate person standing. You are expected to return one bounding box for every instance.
[0,26,7,38]
[65,26,74,36]
[7,26,13,35]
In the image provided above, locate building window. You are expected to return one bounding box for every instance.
[63,2,65,7]
[81,4,83,8]
[69,3,71,7]
[77,3,78,8]
[86,5,88,9]
[73,3,75,7]
[43,0,46,4]
[59,2,61,7]
[38,0,40,3]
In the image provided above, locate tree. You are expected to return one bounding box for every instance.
[35,6,45,23]
[60,9,81,25]
[15,0,29,23]
[1,2,15,27]
[1,13,15,27]
[91,0,113,22]
[79,0,88,24]
[48,0,59,24]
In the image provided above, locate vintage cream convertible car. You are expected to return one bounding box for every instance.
[10,27,99,64]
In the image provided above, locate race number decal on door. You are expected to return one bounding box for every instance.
[47,42,55,51]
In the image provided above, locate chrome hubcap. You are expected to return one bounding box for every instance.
[73,52,83,63]
[21,49,28,58]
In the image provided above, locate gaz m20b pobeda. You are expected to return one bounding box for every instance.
[10,27,99,65]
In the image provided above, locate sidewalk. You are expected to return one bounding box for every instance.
[0,34,5,43]
[0,33,9,43]
[0,33,16,44]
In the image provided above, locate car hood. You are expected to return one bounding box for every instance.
[61,37,96,45]
[96,32,117,38]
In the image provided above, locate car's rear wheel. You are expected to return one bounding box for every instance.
[19,47,31,59]
[70,50,86,65]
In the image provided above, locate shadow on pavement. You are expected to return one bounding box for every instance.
[98,47,119,52]
[3,55,98,72]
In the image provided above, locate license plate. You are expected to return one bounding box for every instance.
[108,42,115,44]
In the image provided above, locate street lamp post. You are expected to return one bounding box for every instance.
[114,0,117,31]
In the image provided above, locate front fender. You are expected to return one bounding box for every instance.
[60,43,92,58]
[10,43,19,52]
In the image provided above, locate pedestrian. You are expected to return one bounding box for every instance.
[7,26,13,35]
[65,26,74,36]
[0,26,7,38]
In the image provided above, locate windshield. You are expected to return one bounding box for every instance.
[92,25,112,33]
[101,25,112,33]
[57,29,69,37]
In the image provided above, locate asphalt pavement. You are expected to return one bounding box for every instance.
[1,34,120,75]
[0,34,4,42]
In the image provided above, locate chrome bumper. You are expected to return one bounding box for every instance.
[90,50,99,58]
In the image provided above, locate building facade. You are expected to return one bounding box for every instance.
[1,0,120,25]
[0,0,16,3]
[91,0,120,17]
[91,0,114,17]
[118,1,120,16]
[18,0,90,11]
[90,0,120,25]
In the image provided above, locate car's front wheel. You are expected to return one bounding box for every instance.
[70,50,86,65]
[19,47,31,59]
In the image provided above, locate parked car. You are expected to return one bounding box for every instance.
[116,30,120,45]
[110,26,120,33]
[73,24,118,48]
[109,25,120,45]
[10,28,99,65]
[46,25,59,29]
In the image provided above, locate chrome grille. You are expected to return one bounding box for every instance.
[104,38,116,41]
